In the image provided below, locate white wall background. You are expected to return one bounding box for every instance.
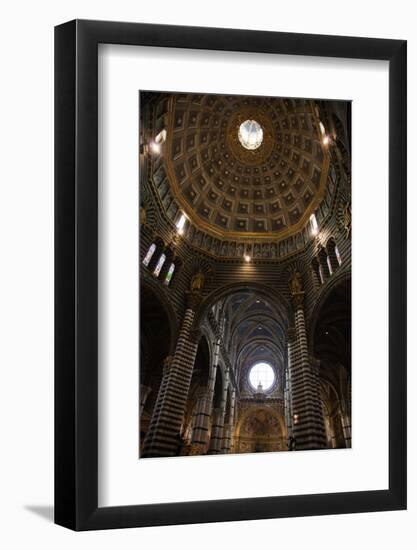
[0,1,414,548]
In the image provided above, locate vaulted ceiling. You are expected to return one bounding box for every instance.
[219,290,287,395]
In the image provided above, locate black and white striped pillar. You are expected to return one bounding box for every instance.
[289,292,327,450]
[221,389,236,454]
[284,340,294,449]
[208,407,225,454]
[190,341,220,453]
[141,292,202,458]
[189,387,211,449]
[208,369,229,454]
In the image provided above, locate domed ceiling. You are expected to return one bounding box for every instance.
[163,93,330,241]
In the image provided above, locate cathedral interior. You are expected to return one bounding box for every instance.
[139,92,351,458]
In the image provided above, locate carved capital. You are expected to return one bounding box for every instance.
[289,270,304,295]
[195,385,209,400]
[190,270,205,293]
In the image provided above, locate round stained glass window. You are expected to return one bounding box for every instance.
[249,362,275,391]
[238,119,264,150]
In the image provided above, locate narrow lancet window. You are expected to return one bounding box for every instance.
[327,255,333,275]
[142,243,156,266]
[153,253,166,277]
[335,245,342,265]
[164,263,175,285]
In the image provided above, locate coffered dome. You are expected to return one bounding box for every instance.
[162,93,330,240]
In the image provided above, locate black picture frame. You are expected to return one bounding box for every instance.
[55,19,407,531]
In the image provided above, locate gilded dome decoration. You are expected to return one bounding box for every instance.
[160,93,329,243]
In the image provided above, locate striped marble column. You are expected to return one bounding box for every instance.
[190,342,220,453]
[190,388,210,448]
[140,355,172,451]
[208,407,225,454]
[208,370,229,454]
[283,347,294,449]
[141,291,202,458]
[221,389,236,454]
[289,292,327,451]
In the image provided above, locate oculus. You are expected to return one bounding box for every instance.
[238,119,264,150]
[249,361,275,391]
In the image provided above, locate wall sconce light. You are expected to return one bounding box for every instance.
[319,121,330,146]
[149,140,161,154]
[149,129,167,155]
[309,213,319,236]
[155,129,167,144]
[175,213,186,235]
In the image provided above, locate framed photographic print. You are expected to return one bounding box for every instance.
[55,20,407,530]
